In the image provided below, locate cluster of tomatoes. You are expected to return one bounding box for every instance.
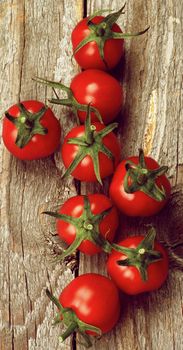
[2,6,171,348]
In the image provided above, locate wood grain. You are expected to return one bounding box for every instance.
[79,0,183,349]
[0,1,82,349]
[0,0,182,350]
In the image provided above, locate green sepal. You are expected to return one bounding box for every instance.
[46,288,102,347]
[62,106,117,184]
[46,288,63,312]
[62,148,87,180]
[73,5,149,67]
[33,76,103,123]
[123,148,168,201]
[112,26,150,39]
[90,149,102,185]
[33,76,71,94]
[87,8,113,23]
[5,103,48,148]
[43,196,114,259]
[95,122,118,138]
[104,4,126,28]
[115,227,163,281]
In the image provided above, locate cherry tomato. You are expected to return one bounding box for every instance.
[109,152,171,216]
[107,235,169,295]
[59,273,120,335]
[70,69,123,123]
[55,194,119,256]
[72,16,124,71]
[2,100,61,160]
[61,122,120,183]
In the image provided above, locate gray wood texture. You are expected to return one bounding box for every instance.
[0,0,182,350]
[0,1,82,349]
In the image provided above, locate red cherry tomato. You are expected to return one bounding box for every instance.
[72,16,124,71]
[109,155,171,216]
[60,273,120,334]
[107,236,169,295]
[61,122,120,182]
[70,69,123,123]
[56,194,119,255]
[2,100,61,160]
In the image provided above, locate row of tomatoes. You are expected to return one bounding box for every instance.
[42,193,169,347]
[2,6,171,348]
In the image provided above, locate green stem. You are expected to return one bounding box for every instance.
[46,289,63,312]
[34,77,103,123]
[5,104,48,148]
[115,227,163,281]
[44,197,116,259]
[123,149,168,201]
[73,6,149,67]
[85,105,96,145]
[59,322,77,342]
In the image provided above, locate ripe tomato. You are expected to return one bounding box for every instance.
[47,194,119,257]
[70,69,123,123]
[109,150,171,216]
[2,100,61,160]
[72,16,124,71]
[47,273,120,346]
[107,231,169,295]
[34,70,123,124]
[72,6,149,71]
[61,121,121,183]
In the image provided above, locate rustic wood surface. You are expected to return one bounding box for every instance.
[0,1,182,350]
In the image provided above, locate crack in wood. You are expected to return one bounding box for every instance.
[18,0,26,101]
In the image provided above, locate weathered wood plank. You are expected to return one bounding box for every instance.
[0,1,83,349]
[1,0,182,349]
[79,0,183,349]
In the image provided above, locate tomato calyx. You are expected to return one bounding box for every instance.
[124,148,168,201]
[5,103,48,148]
[43,196,113,259]
[46,288,101,348]
[74,5,149,69]
[112,227,162,281]
[33,76,102,123]
[62,105,118,184]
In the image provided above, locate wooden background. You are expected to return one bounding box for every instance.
[0,0,182,349]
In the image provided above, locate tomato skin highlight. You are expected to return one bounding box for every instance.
[56,194,119,255]
[109,156,171,216]
[59,273,121,334]
[72,16,124,71]
[107,236,169,295]
[61,122,121,182]
[2,100,61,160]
[70,69,123,124]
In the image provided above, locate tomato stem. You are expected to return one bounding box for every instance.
[85,106,96,144]
[61,105,118,184]
[73,5,149,66]
[59,322,77,342]
[123,148,168,201]
[115,227,163,281]
[46,289,63,312]
[43,196,115,259]
[5,103,48,148]
[138,248,146,255]
[46,288,101,348]
[33,76,103,124]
